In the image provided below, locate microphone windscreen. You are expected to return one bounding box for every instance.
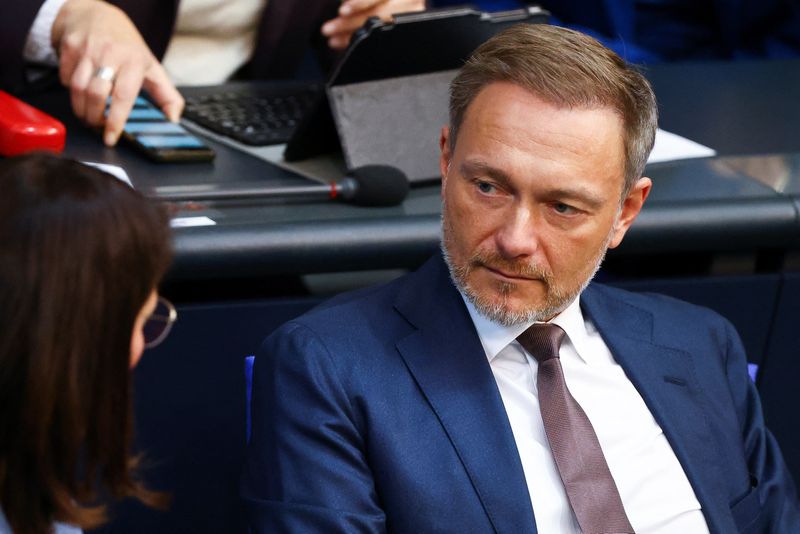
[348,165,409,207]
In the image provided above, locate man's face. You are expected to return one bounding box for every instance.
[440,82,650,326]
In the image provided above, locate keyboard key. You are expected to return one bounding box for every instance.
[181,85,321,146]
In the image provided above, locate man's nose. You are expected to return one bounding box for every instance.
[494,207,539,259]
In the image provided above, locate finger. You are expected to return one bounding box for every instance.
[69,55,95,122]
[141,61,184,122]
[322,15,370,38]
[341,0,423,17]
[104,61,145,146]
[339,0,385,16]
[83,64,117,127]
[58,32,85,87]
[328,34,351,50]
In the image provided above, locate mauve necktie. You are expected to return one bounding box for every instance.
[517,323,634,534]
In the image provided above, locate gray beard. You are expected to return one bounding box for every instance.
[440,214,610,327]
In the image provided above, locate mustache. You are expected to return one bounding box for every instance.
[468,251,553,281]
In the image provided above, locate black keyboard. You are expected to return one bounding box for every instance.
[181,83,322,146]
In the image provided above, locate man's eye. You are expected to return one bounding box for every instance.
[553,202,576,214]
[476,181,496,194]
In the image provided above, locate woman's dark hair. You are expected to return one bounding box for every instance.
[0,153,172,533]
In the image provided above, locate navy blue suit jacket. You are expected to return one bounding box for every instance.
[242,254,799,533]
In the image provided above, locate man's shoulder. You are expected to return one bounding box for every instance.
[584,282,741,373]
[256,269,423,381]
[270,269,414,347]
[585,282,731,330]
[290,254,449,333]
[318,278,400,321]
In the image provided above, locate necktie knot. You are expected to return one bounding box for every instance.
[517,323,566,363]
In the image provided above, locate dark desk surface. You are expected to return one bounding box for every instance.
[31,59,800,281]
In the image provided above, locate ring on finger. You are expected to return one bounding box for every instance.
[93,65,116,83]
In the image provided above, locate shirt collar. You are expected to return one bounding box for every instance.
[461,292,589,363]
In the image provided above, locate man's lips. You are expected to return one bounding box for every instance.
[481,264,540,282]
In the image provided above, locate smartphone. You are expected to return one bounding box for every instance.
[119,96,215,163]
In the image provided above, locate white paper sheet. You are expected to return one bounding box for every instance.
[170,216,217,228]
[82,161,133,187]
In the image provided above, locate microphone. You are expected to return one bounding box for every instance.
[334,165,410,206]
[154,165,410,207]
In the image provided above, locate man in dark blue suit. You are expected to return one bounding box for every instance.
[242,23,799,532]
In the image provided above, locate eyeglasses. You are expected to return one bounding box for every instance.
[143,296,178,349]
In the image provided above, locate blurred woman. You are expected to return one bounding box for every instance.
[0,153,175,534]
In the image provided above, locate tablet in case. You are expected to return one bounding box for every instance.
[284,6,549,183]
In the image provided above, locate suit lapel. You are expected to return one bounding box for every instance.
[393,256,537,534]
[581,285,735,533]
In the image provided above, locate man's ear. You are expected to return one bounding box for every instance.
[608,177,652,249]
[439,126,451,193]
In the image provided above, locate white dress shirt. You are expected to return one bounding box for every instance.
[462,294,710,533]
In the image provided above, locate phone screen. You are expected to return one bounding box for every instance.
[120,97,215,162]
